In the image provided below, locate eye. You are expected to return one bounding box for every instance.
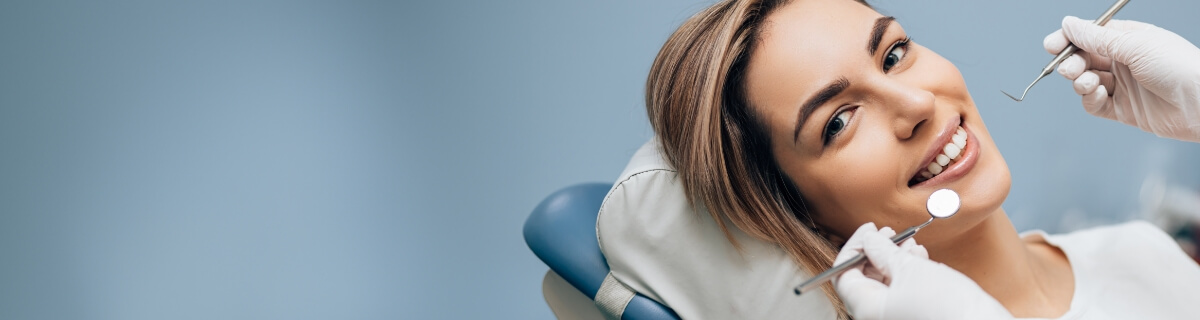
[822,107,856,145]
[883,37,910,72]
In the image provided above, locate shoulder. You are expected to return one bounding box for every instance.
[1050,223,1200,318]
[1047,220,1194,269]
[1048,220,1167,251]
[1050,220,1169,246]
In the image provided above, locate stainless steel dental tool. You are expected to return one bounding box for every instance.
[1002,0,1130,102]
[793,189,961,296]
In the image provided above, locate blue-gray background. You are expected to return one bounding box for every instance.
[2,0,1197,319]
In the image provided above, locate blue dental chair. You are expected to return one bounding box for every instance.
[524,183,680,319]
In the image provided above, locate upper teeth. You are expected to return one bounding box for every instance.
[917,126,967,182]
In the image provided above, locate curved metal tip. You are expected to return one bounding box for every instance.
[1005,74,1045,102]
[1001,90,1024,102]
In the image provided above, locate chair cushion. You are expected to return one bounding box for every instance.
[524,182,681,319]
[525,183,612,298]
[596,139,838,319]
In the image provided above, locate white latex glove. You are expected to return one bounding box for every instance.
[833,223,1013,320]
[1044,16,1200,142]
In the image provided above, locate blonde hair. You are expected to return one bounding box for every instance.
[645,0,866,318]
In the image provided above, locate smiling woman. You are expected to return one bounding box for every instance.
[642,0,1200,319]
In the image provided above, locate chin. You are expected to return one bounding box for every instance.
[945,134,1011,238]
[915,111,1011,244]
[962,155,1010,217]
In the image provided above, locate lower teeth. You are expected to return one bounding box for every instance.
[913,127,968,184]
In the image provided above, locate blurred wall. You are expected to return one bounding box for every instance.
[0,0,1197,319]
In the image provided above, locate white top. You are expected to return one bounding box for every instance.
[1019,221,1200,319]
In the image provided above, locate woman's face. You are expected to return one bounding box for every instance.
[744,0,1011,245]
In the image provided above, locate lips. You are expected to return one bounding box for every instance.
[908,116,980,187]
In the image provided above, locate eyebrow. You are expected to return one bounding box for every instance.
[792,77,850,143]
[867,16,895,55]
[792,16,896,144]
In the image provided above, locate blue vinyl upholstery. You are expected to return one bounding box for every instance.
[524,183,680,320]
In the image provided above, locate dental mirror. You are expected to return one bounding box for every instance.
[793,189,960,295]
[927,188,960,218]
[888,188,960,241]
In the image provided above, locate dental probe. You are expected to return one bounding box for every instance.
[793,189,960,296]
[1002,0,1130,102]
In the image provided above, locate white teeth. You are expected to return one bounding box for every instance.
[943,143,961,160]
[927,162,943,175]
[913,125,969,185]
[952,133,966,149]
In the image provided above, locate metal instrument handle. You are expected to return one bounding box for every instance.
[792,223,925,295]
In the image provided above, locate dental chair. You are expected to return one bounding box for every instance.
[524,139,837,319]
[524,182,681,319]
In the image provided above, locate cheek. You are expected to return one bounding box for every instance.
[796,129,910,234]
[908,48,970,101]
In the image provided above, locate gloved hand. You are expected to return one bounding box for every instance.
[833,223,1013,320]
[1044,16,1200,142]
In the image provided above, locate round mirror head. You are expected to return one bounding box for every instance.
[926,189,960,219]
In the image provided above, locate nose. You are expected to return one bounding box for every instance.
[882,82,936,140]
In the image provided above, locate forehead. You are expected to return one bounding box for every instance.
[747,0,882,108]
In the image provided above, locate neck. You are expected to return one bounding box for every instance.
[924,208,1072,318]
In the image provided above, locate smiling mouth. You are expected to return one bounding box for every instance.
[908,121,969,186]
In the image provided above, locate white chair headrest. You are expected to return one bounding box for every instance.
[596,139,837,319]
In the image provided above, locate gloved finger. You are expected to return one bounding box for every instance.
[1094,70,1115,95]
[834,223,878,265]
[862,260,886,283]
[1102,18,1155,32]
[834,264,874,288]
[834,267,886,320]
[1082,85,1116,120]
[908,244,929,259]
[859,231,903,280]
[1076,50,1113,73]
[832,258,865,287]
[878,226,896,239]
[854,228,892,284]
[897,238,929,259]
[1060,16,1144,64]
[866,227,897,281]
[1073,71,1100,95]
[1043,29,1068,55]
[1056,53,1087,80]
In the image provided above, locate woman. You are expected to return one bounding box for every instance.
[644,0,1200,318]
